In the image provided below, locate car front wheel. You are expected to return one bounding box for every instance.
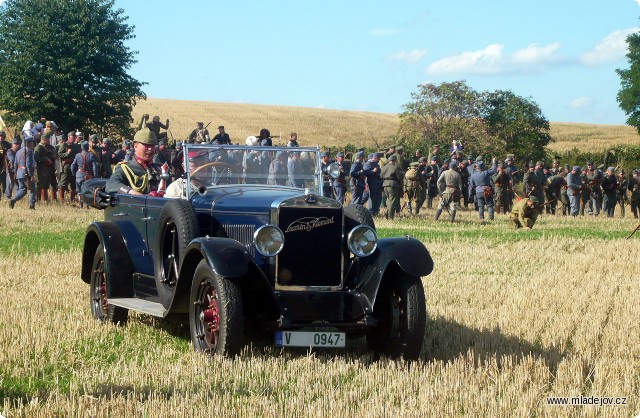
[367,274,426,360]
[89,244,128,325]
[189,260,244,356]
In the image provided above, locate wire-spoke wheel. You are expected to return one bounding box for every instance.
[89,244,128,325]
[189,260,243,356]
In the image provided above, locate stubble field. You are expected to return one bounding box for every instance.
[1,199,638,417]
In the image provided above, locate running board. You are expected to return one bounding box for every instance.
[109,298,167,317]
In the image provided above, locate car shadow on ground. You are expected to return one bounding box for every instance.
[423,315,564,373]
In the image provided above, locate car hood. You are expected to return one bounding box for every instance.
[192,185,309,214]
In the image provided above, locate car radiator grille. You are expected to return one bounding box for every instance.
[277,206,343,288]
[223,224,256,257]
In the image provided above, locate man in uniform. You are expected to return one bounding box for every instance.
[458,159,470,209]
[287,151,305,188]
[412,149,422,164]
[434,160,462,223]
[566,166,582,217]
[533,161,547,212]
[560,164,571,215]
[320,151,333,198]
[414,157,428,214]
[5,137,20,200]
[629,169,640,218]
[34,132,57,202]
[510,195,540,229]
[71,141,100,207]
[426,156,440,209]
[139,114,169,141]
[470,158,498,220]
[381,154,403,220]
[212,126,231,145]
[349,151,367,206]
[88,135,103,178]
[0,131,11,201]
[601,167,618,217]
[9,137,36,209]
[403,162,420,214]
[106,128,163,195]
[100,138,115,178]
[429,145,442,167]
[153,139,172,167]
[112,140,130,163]
[617,170,629,217]
[585,161,603,215]
[492,162,512,214]
[545,173,565,215]
[363,152,383,215]
[188,122,209,144]
[332,151,347,204]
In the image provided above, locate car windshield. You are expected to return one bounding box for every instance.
[181,144,322,195]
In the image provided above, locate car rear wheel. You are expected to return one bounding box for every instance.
[189,260,244,356]
[89,244,128,325]
[366,274,425,360]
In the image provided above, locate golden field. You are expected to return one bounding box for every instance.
[1,201,638,417]
[132,98,640,152]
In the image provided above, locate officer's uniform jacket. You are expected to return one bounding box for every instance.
[15,147,35,179]
[105,158,162,194]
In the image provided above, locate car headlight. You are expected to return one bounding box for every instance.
[326,162,341,179]
[347,225,377,257]
[254,225,285,257]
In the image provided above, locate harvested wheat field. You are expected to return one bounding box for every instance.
[1,201,638,417]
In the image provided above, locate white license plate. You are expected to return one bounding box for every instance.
[275,331,346,348]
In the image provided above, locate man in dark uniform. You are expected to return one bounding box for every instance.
[320,151,333,198]
[139,114,169,141]
[112,140,130,164]
[617,170,629,217]
[5,137,20,200]
[363,152,383,215]
[332,151,347,204]
[57,131,79,201]
[381,154,403,220]
[585,161,603,215]
[188,122,209,144]
[560,164,571,215]
[629,169,640,218]
[106,128,163,195]
[429,145,442,167]
[9,137,36,209]
[34,132,57,202]
[71,141,100,207]
[212,126,231,144]
[100,138,115,178]
[153,139,172,167]
[601,167,618,217]
[349,151,367,206]
[533,161,546,212]
[415,157,428,214]
[0,131,11,201]
[567,166,582,216]
[470,158,498,220]
[492,162,512,214]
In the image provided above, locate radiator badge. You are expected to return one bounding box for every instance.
[285,216,334,233]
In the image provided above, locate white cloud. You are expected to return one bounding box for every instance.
[581,28,639,66]
[426,42,563,75]
[427,44,505,74]
[569,97,594,109]
[635,0,640,7]
[370,28,399,36]
[387,49,428,64]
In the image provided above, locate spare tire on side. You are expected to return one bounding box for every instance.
[154,199,200,308]
[344,204,375,231]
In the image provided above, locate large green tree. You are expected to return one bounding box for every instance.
[617,31,640,134]
[398,81,551,162]
[482,90,551,164]
[0,0,145,138]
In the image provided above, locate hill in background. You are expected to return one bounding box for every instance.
[132,98,639,152]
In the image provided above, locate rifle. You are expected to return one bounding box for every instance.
[627,222,640,239]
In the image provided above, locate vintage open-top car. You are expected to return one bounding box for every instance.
[81,144,434,359]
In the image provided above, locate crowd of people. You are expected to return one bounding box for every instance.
[2,116,639,231]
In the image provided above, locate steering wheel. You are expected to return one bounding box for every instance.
[190,162,242,184]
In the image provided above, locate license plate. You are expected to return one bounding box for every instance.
[275,331,346,348]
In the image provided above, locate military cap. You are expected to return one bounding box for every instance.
[102,137,111,144]
[535,161,543,166]
[376,152,384,158]
[449,161,458,169]
[528,195,540,204]
[276,150,287,159]
[586,160,594,165]
[497,161,505,169]
[607,166,615,172]
[528,162,535,168]
[24,137,35,144]
[67,131,75,138]
[467,155,473,160]
[133,128,158,145]
[0,130,5,136]
[123,139,132,147]
[505,156,514,161]
[552,159,559,164]
[409,162,419,168]
[321,151,330,158]
[42,132,52,139]
[218,125,224,129]
[355,151,365,158]
[572,166,581,172]
[582,166,587,172]
[196,121,204,125]
[476,161,486,170]
[81,141,89,151]
[388,144,396,149]
[396,145,404,151]
[388,154,398,161]
[368,153,375,160]
[336,151,344,158]
[158,139,168,146]
[90,136,99,144]
[76,131,84,137]
[597,164,605,170]
[12,137,20,144]
[633,169,640,175]
[564,164,571,170]
[419,157,428,163]
[356,147,365,152]
[443,159,450,165]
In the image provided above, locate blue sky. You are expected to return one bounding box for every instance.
[111,0,639,125]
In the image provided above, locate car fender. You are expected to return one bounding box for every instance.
[169,237,277,315]
[81,222,134,298]
[354,236,434,305]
